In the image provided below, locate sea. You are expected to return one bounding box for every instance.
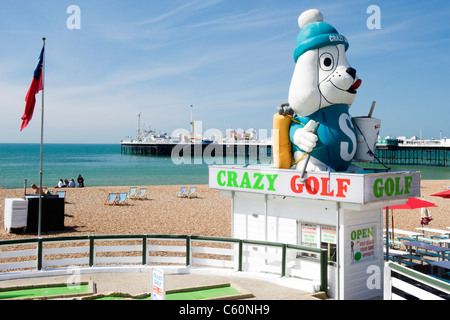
[0,143,449,189]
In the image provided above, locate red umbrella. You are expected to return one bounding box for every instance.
[383,198,437,246]
[386,197,437,210]
[430,190,450,199]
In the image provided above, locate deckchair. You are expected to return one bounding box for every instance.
[128,187,137,199]
[136,188,147,200]
[116,193,128,205]
[186,187,197,198]
[105,193,117,205]
[177,186,188,198]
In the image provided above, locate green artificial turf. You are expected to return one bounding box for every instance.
[0,284,90,300]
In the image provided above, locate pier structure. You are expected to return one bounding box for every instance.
[121,141,449,167]
[120,142,272,163]
[375,145,449,167]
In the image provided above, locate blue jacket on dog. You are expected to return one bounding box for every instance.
[289,104,357,172]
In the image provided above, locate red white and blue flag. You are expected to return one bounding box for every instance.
[20,46,44,131]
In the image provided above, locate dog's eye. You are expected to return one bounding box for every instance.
[320,53,334,71]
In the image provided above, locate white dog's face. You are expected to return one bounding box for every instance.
[288,44,361,117]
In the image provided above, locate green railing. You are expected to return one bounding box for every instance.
[0,234,328,294]
[384,261,450,299]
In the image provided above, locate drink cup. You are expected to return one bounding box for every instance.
[352,117,381,162]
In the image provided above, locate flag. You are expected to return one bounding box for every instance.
[20,46,44,131]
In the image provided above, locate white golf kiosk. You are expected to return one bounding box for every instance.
[209,165,420,300]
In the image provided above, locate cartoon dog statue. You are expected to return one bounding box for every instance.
[276,9,367,173]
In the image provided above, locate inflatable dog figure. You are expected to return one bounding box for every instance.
[283,9,363,172]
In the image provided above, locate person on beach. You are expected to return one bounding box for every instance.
[77,174,84,188]
[57,179,66,188]
[30,184,49,195]
[420,197,433,226]
[68,179,76,188]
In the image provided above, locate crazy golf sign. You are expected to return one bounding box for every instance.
[209,166,420,204]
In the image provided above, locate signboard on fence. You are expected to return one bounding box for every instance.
[152,267,166,300]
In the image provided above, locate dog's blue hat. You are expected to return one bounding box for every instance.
[294,10,349,63]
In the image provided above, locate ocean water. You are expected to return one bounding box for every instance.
[0,143,449,189]
[0,143,210,189]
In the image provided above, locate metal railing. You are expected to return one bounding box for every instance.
[0,234,328,294]
[384,261,450,300]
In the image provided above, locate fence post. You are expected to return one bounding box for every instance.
[320,248,328,294]
[281,244,287,277]
[383,262,392,300]
[238,240,243,271]
[89,235,94,267]
[37,238,43,271]
[186,236,191,266]
[142,235,147,265]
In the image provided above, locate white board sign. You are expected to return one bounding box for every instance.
[152,267,165,300]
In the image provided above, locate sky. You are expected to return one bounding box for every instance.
[0,0,449,144]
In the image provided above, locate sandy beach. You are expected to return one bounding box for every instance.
[0,180,449,241]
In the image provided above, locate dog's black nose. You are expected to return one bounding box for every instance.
[346,67,356,79]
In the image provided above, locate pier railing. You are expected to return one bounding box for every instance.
[374,146,449,167]
[0,234,328,294]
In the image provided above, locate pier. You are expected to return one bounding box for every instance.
[121,142,449,167]
[374,145,449,167]
[120,142,272,162]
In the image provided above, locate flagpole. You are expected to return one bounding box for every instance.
[38,37,46,238]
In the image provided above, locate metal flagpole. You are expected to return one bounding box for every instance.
[38,37,46,238]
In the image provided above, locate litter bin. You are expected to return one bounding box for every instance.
[25,195,65,232]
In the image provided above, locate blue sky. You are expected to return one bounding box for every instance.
[1,0,449,143]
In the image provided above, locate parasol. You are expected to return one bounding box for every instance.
[430,190,450,199]
[386,197,437,210]
[384,198,437,258]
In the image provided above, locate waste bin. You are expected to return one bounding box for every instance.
[25,195,65,232]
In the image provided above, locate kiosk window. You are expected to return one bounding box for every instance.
[322,242,337,262]
[320,225,337,263]
[300,224,319,248]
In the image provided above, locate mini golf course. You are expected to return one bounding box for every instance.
[0,282,253,300]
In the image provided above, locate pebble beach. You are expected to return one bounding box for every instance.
[0,180,449,241]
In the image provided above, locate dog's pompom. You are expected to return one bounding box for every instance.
[298,9,323,29]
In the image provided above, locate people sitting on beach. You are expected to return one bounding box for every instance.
[68,179,76,188]
[56,179,66,188]
[77,174,84,188]
[30,184,49,195]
